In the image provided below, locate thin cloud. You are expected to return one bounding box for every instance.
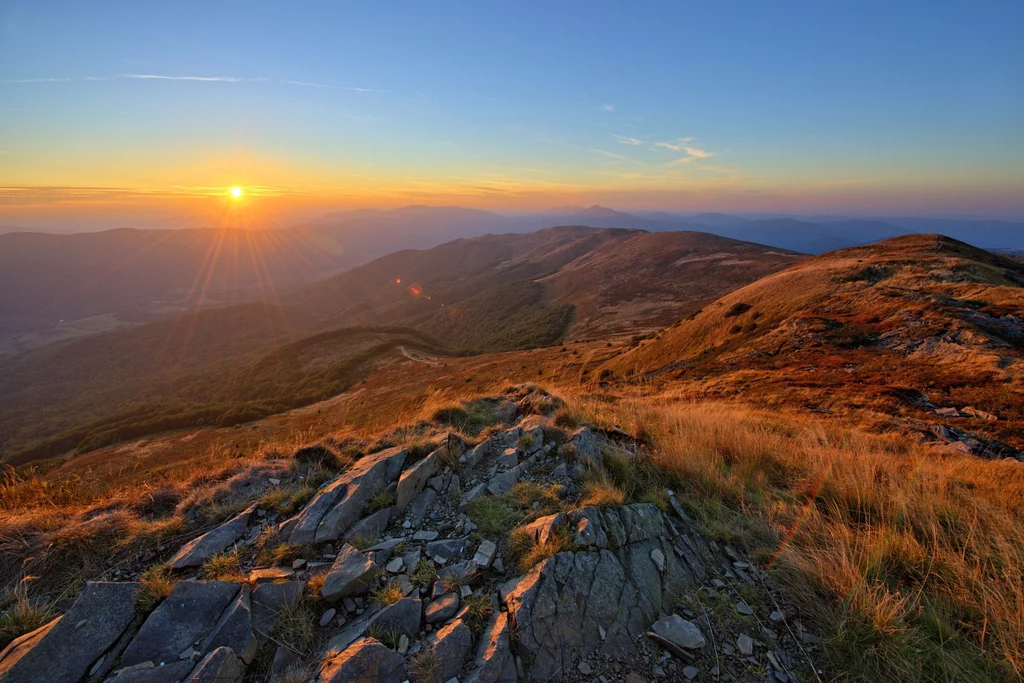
[653,137,694,152]
[665,146,717,166]
[614,135,644,146]
[1,78,71,83]
[281,80,381,92]
[599,104,616,113]
[120,74,247,82]
[589,148,644,165]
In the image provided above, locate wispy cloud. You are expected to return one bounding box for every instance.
[1,78,71,83]
[599,103,616,113]
[614,135,644,146]
[589,148,644,164]
[665,146,716,165]
[653,137,694,152]
[120,74,248,82]
[281,80,381,92]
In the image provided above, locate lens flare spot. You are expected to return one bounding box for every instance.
[409,285,422,296]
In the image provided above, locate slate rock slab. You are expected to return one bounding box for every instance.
[0,581,140,683]
[202,585,257,664]
[120,581,240,668]
[320,637,407,683]
[427,619,474,682]
[322,544,379,602]
[463,612,516,683]
[251,582,305,643]
[105,660,194,682]
[188,646,245,682]
[169,505,255,570]
[651,614,705,650]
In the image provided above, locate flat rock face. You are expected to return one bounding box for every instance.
[202,585,257,664]
[502,504,699,681]
[320,637,407,683]
[0,582,140,683]
[189,646,245,682]
[120,581,240,669]
[367,598,422,639]
[106,660,194,682]
[169,505,255,570]
[651,614,706,650]
[322,544,379,602]
[428,619,474,683]
[395,446,442,513]
[463,612,516,683]
[285,446,407,545]
[251,582,305,643]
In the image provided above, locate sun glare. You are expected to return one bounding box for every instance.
[230,186,243,198]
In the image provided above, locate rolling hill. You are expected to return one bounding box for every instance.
[606,234,1024,456]
[0,226,799,464]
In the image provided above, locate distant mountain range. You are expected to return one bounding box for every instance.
[3,204,1021,350]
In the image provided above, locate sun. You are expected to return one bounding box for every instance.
[230,186,243,198]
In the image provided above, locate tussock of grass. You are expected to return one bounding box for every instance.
[138,565,175,613]
[570,394,1024,682]
[580,472,626,507]
[506,525,573,574]
[0,589,52,650]
[371,581,403,607]
[202,550,245,582]
[466,482,564,537]
[410,649,440,683]
[460,593,494,635]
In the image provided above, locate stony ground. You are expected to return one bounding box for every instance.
[0,387,823,683]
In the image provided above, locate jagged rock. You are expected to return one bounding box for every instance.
[567,427,600,467]
[368,598,422,639]
[459,483,488,511]
[168,505,256,569]
[344,507,392,543]
[501,504,698,681]
[201,585,257,664]
[520,513,564,545]
[651,615,705,650]
[439,560,478,585]
[962,406,998,421]
[495,448,519,469]
[251,581,304,643]
[427,536,470,563]
[396,443,452,513]
[735,601,753,616]
[188,646,244,682]
[463,613,516,683]
[106,661,194,682]
[474,540,497,568]
[486,458,531,496]
[284,446,407,545]
[269,645,302,682]
[462,439,493,469]
[120,581,240,669]
[0,582,140,683]
[413,530,439,542]
[322,544,379,601]
[409,488,438,526]
[737,633,754,656]
[427,619,474,682]
[364,538,404,565]
[425,593,460,624]
[320,637,407,683]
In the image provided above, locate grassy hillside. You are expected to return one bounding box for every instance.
[0,226,799,463]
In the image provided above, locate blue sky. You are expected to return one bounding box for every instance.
[1,0,1022,223]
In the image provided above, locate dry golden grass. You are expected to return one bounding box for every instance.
[569,392,1024,681]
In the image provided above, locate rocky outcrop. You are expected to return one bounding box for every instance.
[168,505,256,570]
[463,613,516,683]
[283,446,407,544]
[320,637,407,683]
[322,544,379,601]
[119,581,240,669]
[501,503,702,681]
[0,582,140,683]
